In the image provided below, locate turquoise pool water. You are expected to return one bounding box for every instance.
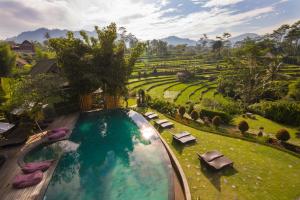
[42,110,172,200]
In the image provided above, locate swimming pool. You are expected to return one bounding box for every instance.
[42,110,173,200]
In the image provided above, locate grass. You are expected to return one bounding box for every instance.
[148,111,300,200]
[233,115,300,146]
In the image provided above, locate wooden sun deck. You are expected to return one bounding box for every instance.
[0,113,79,200]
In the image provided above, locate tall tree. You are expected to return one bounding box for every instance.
[49,23,144,109]
[0,42,16,77]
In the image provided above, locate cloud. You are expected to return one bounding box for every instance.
[0,0,293,40]
[203,0,245,7]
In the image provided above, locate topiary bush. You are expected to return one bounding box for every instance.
[178,106,186,119]
[276,129,290,142]
[190,110,199,121]
[238,120,249,134]
[212,116,221,127]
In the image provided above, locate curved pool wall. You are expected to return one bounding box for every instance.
[42,109,173,200]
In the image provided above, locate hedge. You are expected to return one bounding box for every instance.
[248,101,300,126]
[199,108,232,124]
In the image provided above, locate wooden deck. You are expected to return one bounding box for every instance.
[0,113,79,200]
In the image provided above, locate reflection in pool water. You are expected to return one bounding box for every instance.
[42,110,172,200]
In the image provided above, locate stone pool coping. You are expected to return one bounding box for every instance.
[128,110,192,200]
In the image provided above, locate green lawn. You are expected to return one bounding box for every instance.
[149,111,300,200]
[233,115,300,146]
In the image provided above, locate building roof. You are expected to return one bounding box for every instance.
[16,57,29,66]
[30,59,59,76]
[22,40,32,45]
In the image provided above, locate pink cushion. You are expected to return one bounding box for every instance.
[51,127,69,133]
[47,131,67,140]
[12,171,43,189]
[21,160,54,174]
[47,129,67,137]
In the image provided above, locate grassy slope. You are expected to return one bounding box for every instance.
[149,111,300,200]
[233,115,300,146]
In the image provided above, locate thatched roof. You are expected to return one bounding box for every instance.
[30,59,60,76]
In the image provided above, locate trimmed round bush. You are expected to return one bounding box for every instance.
[212,116,221,127]
[178,106,186,118]
[238,120,249,133]
[191,110,199,121]
[276,129,290,142]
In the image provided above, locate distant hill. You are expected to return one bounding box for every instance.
[229,33,260,44]
[6,28,261,46]
[6,28,97,43]
[161,36,198,46]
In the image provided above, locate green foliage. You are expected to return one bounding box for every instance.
[199,108,232,124]
[288,78,300,101]
[212,116,221,127]
[178,106,185,118]
[187,102,194,115]
[190,110,199,121]
[7,74,64,121]
[238,120,249,133]
[49,23,145,96]
[218,39,284,106]
[148,98,177,117]
[276,129,290,142]
[0,42,16,77]
[201,97,242,115]
[249,101,300,126]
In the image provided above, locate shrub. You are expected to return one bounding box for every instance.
[148,98,177,117]
[212,116,221,127]
[249,101,300,126]
[187,103,194,115]
[178,106,186,119]
[199,109,232,124]
[238,120,249,134]
[190,110,199,121]
[276,129,290,142]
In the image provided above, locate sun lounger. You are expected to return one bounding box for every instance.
[144,112,155,117]
[207,156,233,170]
[173,131,196,144]
[0,122,15,134]
[21,160,54,174]
[155,119,169,125]
[197,151,233,170]
[198,150,223,162]
[160,122,174,128]
[146,114,158,119]
[47,131,67,141]
[12,171,43,189]
[173,131,191,139]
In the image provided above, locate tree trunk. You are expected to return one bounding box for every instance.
[80,94,93,111]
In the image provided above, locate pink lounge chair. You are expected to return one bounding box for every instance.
[12,171,43,189]
[47,131,67,140]
[21,160,54,174]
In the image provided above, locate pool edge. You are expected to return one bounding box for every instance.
[128,110,192,200]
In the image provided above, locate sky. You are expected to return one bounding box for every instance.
[0,0,299,40]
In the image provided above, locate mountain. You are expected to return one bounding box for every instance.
[161,36,198,46]
[229,33,260,44]
[6,28,97,43]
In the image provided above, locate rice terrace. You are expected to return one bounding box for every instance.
[0,0,300,200]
